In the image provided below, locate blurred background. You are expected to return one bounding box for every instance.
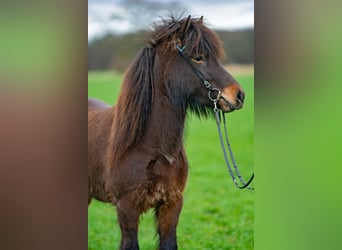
[88,0,254,72]
[1,1,342,250]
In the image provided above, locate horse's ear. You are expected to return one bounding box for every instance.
[181,15,192,41]
[199,16,203,25]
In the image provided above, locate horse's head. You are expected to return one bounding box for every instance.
[149,15,245,115]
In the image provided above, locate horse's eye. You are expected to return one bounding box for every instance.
[192,56,205,63]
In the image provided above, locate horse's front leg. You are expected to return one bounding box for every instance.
[155,196,183,250]
[116,199,140,250]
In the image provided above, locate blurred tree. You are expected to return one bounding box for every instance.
[88,29,254,72]
[216,29,254,64]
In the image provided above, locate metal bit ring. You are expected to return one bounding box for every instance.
[208,88,221,102]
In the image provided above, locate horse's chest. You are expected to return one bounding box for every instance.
[145,182,168,204]
[139,179,181,210]
[137,158,184,210]
[112,153,187,211]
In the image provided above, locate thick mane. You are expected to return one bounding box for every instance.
[150,16,225,61]
[110,16,226,161]
[111,47,155,161]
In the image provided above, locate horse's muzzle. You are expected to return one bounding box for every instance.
[218,85,245,113]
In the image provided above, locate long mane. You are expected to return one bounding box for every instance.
[111,47,155,161]
[110,16,226,161]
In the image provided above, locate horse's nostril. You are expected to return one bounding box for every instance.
[237,89,245,104]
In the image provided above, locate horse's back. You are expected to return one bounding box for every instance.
[88,97,110,110]
[88,97,115,203]
[88,97,113,150]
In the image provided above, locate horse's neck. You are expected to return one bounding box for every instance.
[144,95,186,156]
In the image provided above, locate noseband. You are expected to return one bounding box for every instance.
[176,44,254,190]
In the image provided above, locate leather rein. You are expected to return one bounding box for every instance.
[176,44,254,190]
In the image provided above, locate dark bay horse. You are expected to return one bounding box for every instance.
[88,16,245,250]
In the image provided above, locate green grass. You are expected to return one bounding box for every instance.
[88,70,254,250]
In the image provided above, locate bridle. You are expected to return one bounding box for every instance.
[176,44,254,190]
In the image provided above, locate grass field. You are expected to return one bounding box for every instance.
[88,70,254,250]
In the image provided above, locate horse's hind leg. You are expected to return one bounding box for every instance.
[116,200,140,250]
[155,197,183,250]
